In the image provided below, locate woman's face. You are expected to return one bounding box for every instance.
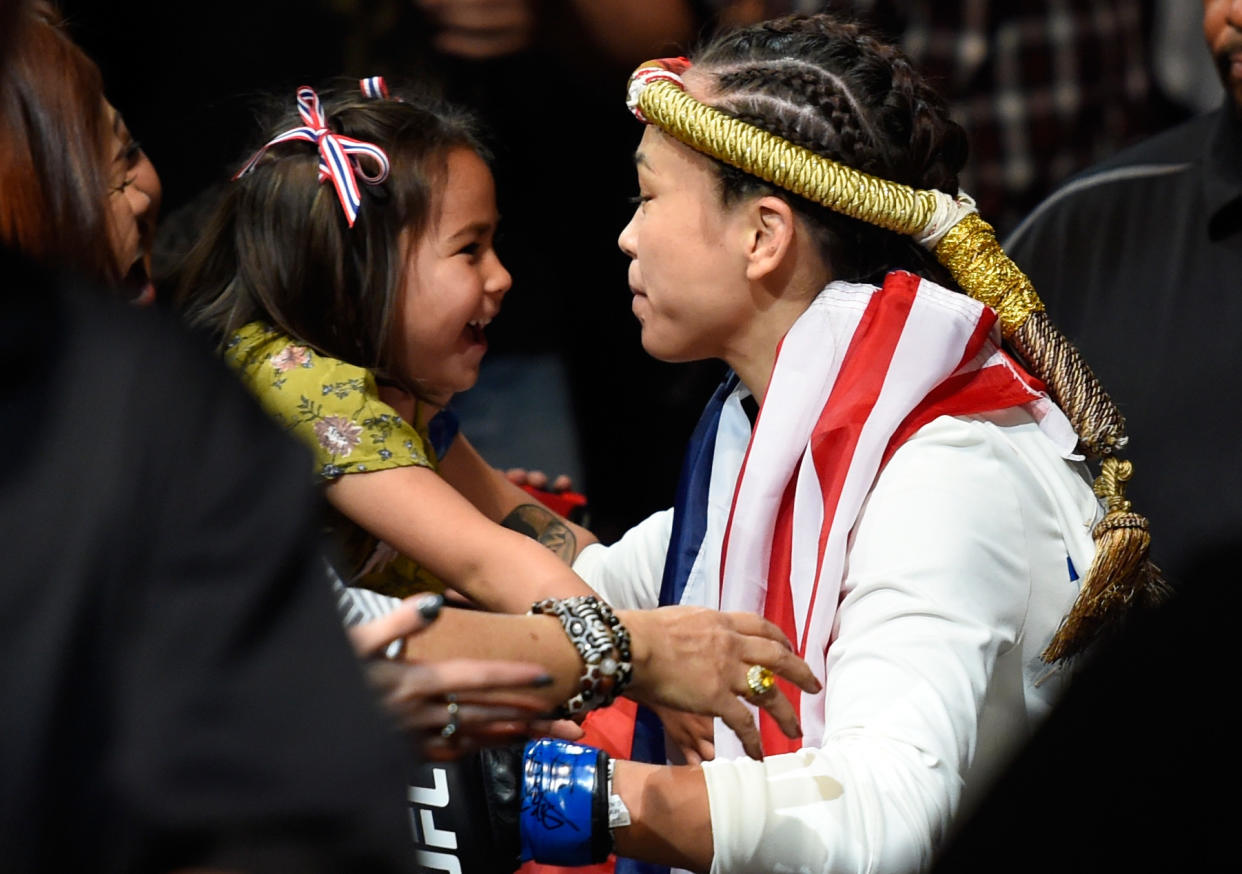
[617,125,754,364]
[388,147,511,404]
[1204,0,1242,113]
[104,102,161,304]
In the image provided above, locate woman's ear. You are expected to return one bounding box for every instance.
[742,195,796,281]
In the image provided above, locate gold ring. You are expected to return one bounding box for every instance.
[745,664,776,698]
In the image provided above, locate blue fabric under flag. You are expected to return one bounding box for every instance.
[615,373,737,874]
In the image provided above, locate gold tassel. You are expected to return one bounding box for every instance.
[1042,459,1169,661]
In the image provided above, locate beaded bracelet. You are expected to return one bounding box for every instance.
[530,596,633,716]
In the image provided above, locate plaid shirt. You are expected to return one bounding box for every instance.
[705,0,1158,235]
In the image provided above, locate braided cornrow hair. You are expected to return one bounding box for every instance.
[696,16,966,287]
[686,13,1167,661]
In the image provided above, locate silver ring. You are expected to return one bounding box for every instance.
[440,694,460,739]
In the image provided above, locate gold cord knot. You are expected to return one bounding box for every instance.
[933,214,1043,336]
[1092,457,1134,514]
[1043,456,1165,662]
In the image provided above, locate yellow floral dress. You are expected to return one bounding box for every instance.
[225,321,446,598]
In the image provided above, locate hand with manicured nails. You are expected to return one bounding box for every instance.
[349,594,583,760]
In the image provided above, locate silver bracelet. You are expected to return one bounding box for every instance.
[607,757,632,832]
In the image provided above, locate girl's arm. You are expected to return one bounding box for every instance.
[437,432,597,563]
[325,463,595,613]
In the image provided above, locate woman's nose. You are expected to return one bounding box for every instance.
[618,210,639,258]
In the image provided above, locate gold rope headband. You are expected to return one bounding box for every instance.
[625,59,1042,336]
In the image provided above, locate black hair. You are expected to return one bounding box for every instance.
[692,13,969,286]
[177,86,488,383]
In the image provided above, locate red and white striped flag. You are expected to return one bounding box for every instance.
[709,271,1074,757]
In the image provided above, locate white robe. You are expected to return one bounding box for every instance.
[574,403,1099,873]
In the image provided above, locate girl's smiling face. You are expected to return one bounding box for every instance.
[104,103,161,304]
[389,147,511,403]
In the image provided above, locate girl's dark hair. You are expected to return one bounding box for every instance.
[177,88,487,378]
[691,13,969,285]
[0,2,120,285]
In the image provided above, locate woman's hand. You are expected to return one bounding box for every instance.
[349,595,583,760]
[620,606,821,761]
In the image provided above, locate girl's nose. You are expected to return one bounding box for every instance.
[486,250,512,297]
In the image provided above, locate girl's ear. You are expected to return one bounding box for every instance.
[742,195,796,282]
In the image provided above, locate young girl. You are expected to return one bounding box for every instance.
[178,85,603,611]
[449,12,1164,873]
[176,81,821,759]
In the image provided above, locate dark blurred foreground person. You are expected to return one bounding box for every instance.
[932,538,1239,873]
[0,5,415,870]
[0,246,418,874]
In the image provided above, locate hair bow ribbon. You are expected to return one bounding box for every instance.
[234,86,390,227]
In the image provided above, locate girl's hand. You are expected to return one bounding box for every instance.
[653,704,715,766]
[620,606,822,761]
[349,595,578,760]
[504,467,574,493]
[502,466,588,526]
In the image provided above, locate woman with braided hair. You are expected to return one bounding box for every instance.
[465,11,1166,874]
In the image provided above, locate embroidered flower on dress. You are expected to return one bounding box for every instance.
[378,448,392,461]
[320,463,346,478]
[314,416,363,456]
[321,378,365,399]
[271,344,312,372]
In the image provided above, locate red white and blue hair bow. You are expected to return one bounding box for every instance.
[360,76,389,99]
[233,85,390,227]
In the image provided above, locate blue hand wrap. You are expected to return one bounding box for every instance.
[518,738,611,865]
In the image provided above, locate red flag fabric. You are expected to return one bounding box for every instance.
[712,272,1072,757]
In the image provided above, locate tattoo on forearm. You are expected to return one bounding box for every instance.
[501,503,577,562]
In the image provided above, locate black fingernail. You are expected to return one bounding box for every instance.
[417,593,444,622]
[530,674,555,688]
